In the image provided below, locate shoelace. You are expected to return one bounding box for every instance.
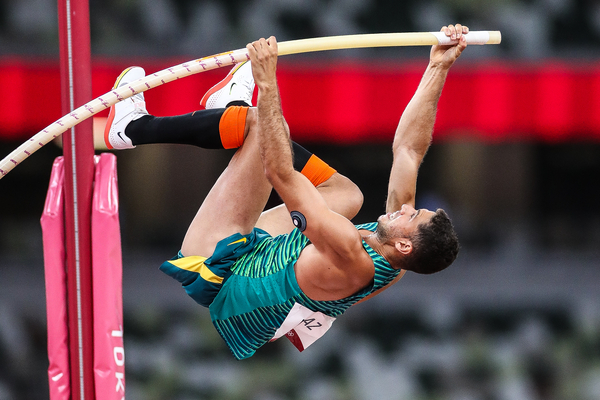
[129,89,145,105]
[117,77,145,105]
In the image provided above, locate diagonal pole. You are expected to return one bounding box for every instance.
[57,0,95,399]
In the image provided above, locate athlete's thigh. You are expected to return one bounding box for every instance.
[181,113,272,258]
[256,172,363,237]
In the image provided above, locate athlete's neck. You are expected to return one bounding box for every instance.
[361,231,385,256]
[361,230,403,270]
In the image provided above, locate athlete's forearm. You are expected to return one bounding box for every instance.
[392,63,449,158]
[256,83,295,185]
[248,37,296,185]
[392,26,466,158]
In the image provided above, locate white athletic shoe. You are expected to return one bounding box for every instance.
[104,66,148,150]
[200,61,255,109]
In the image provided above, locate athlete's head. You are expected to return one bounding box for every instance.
[376,204,459,274]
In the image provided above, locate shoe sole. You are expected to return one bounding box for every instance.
[199,61,247,109]
[103,67,137,150]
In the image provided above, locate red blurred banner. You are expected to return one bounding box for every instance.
[1,58,600,143]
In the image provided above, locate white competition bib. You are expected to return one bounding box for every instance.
[270,302,336,352]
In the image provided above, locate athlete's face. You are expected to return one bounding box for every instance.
[376,204,435,241]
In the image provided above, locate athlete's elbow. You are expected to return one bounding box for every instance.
[393,137,430,160]
[322,173,363,219]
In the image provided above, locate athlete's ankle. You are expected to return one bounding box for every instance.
[124,114,153,146]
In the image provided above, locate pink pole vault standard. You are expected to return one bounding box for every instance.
[91,153,125,400]
[42,157,71,400]
[42,154,126,400]
[58,0,95,398]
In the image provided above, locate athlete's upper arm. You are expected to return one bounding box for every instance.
[386,145,420,213]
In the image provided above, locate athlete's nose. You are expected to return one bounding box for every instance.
[400,204,414,215]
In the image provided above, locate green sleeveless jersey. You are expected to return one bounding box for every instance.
[209,222,402,360]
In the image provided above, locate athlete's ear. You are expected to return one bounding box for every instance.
[395,238,413,255]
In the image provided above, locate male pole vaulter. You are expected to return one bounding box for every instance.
[104,24,466,359]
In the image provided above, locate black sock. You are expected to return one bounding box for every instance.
[292,142,337,186]
[125,109,226,149]
[124,111,320,173]
[292,142,313,171]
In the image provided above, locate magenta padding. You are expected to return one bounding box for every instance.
[41,156,71,400]
[92,153,126,399]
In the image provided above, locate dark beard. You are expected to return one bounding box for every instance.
[375,222,392,242]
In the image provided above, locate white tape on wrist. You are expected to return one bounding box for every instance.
[432,30,491,45]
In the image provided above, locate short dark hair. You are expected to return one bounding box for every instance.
[403,209,459,274]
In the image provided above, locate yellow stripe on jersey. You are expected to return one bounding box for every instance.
[169,256,224,284]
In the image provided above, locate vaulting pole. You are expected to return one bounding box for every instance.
[57,0,95,398]
[0,30,501,179]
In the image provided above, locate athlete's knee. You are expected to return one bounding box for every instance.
[320,173,364,218]
[337,174,364,215]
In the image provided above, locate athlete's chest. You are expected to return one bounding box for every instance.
[294,242,375,301]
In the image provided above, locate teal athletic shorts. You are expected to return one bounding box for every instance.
[160,228,271,307]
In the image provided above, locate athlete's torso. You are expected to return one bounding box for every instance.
[209,222,403,359]
[293,226,379,301]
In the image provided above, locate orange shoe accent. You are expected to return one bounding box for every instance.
[200,62,247,109]
[104,106,116,150]
[300,155,337,187]
[219,106,248,149]
[103,67,135,150]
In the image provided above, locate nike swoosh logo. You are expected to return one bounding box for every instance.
[117,132,126,143]
[228,237,247,246]
[229,82,237,95]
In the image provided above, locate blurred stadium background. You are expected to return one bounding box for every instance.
[1,0,600,399]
